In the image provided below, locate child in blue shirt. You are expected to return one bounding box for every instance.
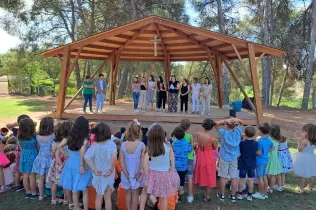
[172,126,192,203]
[215,117,243,203]
[253,123,274,200]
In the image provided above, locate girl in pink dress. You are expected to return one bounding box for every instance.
[194,118,219,202]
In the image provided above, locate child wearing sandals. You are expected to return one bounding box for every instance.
[139,124,180,210]
[85,123,117,210]
[47,120,73,205]
[120,119,146,210]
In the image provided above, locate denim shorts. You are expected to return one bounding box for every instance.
[239,169,255,178]
[256,164,267,178]
[187,159,194,176]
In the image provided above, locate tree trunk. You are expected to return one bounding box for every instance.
[312,87,316,109]
[261,56,272,106]
[276,68,288,107]
[117,66,129,99]
[270,68,276,106]
[74,63,81,90]
[302,0,316,109]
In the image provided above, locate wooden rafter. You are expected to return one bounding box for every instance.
[231,44,252,84]
[56,54,63,63]
[66,47,83,79]
[206,48,218,84]
[256,52,265,66]
[153,23,167,54]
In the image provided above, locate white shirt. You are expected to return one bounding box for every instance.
[148,81,155,90]
[4,163,15,186]
[99,80,104,90]
[191,83,201,96]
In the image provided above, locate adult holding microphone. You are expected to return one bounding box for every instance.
[168,75,180,113]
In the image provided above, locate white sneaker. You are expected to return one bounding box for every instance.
[201,113,204,116]
[252,192,265,200]
[237,194,246,200]
[134,109,139,113]
[187,195,194,203]
[247,195,253,201]
[207,113,211,116]
[264,194,269,199]
[273,185,283,192]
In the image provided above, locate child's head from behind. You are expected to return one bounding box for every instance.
[141,127,148,136]
[17,114,30,124]
[202,118,216,131]
[270,124,281,141]
[4,151,15,168]
[95,123,111,143]
[2,137,8,145]
[54,123,63,143]
[121,127,126,134]
[244,126,256,139]
[258,123,270,136]
[180,119,191,132]
[61,120,73,139]
[126,119,141,141]
[6,136,17,145]
[302,124,316,145]
[4,144,16,153]
[173,126,185,140]
[1,127,9,136]
[18,118,36,140]
[67,116,89,151]
[39,117,54,136]
[148,124,165,157]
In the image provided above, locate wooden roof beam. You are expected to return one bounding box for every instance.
[232,44,253,84]
[256,52,265,65]
[201,38,216,45]
[67,47,83,79]
[85,44,117,51]
[213,43,231,50]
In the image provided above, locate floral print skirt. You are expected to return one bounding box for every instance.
[168,93,178,113]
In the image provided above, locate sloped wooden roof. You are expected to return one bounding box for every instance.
[41,16,284,62]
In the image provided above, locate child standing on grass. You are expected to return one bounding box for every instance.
[193,118,219,202]
[85,123,117,210]
[266,124,283,193]
[18,118,39,199]
[277,135,293,191]
[32,117,55,201]
[253,123,274,200]
[120,119,146,210]
[293,124,316,193]
[216,117,243,203]
[139,124,180,210]
[59,116,92,210]
[0,148,10,193]
[237,126,258,201]
[179,119,195,203]
[172,126,192,203]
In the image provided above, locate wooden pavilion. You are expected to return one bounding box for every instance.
[41,16,284,124]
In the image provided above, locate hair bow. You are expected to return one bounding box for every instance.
[133,119,141,126]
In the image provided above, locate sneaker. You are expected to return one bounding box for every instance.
[89,110,94,113]
[51,199,63,205]
[68,203,74,209]
[25,194,32,199]
[217,192,225,201]
[246,195,253,201]
[264,194,269,199]
[252,192,265,200]
[15,184,24,192]
[187,195,194,203]
[39,195,47,200]
[178,195,182,203]
[273,185,283,192]
[196,111,200,115]
[207,113,211,116]
[295,186,304,194]
[230,194,236,203]
[191,111,195,114]
[201,113,204,116]
[237,193,246,200]
[134,109,139,113]
[30,194,39,200]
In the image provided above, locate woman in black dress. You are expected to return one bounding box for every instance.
[180,79,190,113]
[168,75,180,113]
[157,77,167,112]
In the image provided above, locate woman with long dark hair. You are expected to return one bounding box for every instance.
[168,75,180,113]
[180,79,190,113]
[147,75,156,110]
[157,76,167,112]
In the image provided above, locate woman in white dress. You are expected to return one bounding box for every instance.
[200,77,212,116]
[147,75,156,110]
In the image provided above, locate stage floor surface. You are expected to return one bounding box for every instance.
[59,99,257,125]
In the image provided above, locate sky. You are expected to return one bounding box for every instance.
[0,0,311,54]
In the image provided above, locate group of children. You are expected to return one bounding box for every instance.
[0,114,315,210]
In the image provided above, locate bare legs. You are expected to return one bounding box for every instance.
[23,173,36,195]
[231,178,237,195]
[15,171,21,187]
[73,191,88,210]
[38,175,45,198]
[299,177,314,191]
[139,187,148,210]
[187,176,193,197]
[96,188,112,210]
[258,177,265,195]
[219,177,226,195]
[0,166,4,189]
[51,182,57,201]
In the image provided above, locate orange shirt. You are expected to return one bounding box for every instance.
[115,160,121,180]
[158,193,178,210]
[87,186,97,209]
[116,183,128,210]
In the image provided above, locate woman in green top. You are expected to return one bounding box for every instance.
[83,75,95,113]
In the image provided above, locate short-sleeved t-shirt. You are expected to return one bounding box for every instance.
[172,139,192,171]
[238,139,258,170]
[218,126,242,162]
[184,132,194,160]
[12,128,18,137]
[256,136,273,166]
[191,83,201,96]
[168,81,179,94]
[82,81,94,95]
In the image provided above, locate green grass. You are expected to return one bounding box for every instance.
[0,98,48,119]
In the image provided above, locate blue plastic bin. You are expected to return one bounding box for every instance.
[232,101,242,112]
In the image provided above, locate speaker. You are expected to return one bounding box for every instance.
[229,109,236,118]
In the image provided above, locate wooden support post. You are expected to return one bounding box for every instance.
[164,54,170,86]
[56,45,70,118]
[109,53,120,105]
[221,54,257,113]
[216,55,224,108]
[232,44,253,84]
[248,43,264,124]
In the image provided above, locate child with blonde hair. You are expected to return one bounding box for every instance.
[120,119,146,210]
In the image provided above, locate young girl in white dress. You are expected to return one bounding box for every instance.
[293,124,316,193]
[85,123,117,210]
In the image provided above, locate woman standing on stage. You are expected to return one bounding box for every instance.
[168,75,180,113]
[157,76,167,112]
[139,77,147,110]
[147,75,156,110]
[132,77,140,113]
[180,79,190,114]
[83,75,95,113]
[200,77,212,116]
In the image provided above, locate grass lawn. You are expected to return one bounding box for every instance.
[0,98,48,119]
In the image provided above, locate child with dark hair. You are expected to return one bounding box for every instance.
[85,123,117,210]
[18,118,38,199]
[215,117,244,203]
[277,134,293,191]
[0,128,8,140]
[6,114,31,137]
[237,126,258,201]
[141,127,149,146]
[32,117,55,200]
[253,123,274,200]
[172,126,192,203]
[59,116,92,210]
